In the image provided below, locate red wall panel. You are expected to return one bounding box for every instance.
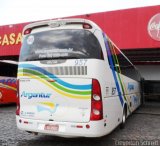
[0,5,160,56]
[73,5,160,49]
[0,23,28,56]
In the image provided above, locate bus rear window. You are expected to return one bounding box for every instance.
[19,29,103,61]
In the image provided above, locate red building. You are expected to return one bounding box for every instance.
[0,5,160,101]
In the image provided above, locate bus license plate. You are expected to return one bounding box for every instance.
[44,124,59,131]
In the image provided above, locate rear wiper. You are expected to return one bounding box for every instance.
[25,56,81,61]
[51,56,80,60]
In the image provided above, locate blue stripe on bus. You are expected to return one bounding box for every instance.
[103,33,124,106]
[18,64,91,90]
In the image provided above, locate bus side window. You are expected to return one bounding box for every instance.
[103,33,140,82]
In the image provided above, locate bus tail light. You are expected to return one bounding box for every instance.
[66,22,92,29]
[16,79,20,115]
[90,79,103,121]
[24,28,32,35]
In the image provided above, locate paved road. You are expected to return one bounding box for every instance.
[0,104,160,146]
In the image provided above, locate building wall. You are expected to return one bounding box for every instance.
[136,65,160,80]
[1,5,160,56]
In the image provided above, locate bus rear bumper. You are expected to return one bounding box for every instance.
[16,116,106,137]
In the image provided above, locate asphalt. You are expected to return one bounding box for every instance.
[0,103,160,146]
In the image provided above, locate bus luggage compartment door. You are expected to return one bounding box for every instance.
[19,78,92,123]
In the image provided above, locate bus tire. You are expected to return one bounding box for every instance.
[120,105,127,129]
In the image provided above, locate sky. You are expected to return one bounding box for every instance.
[0,0,160,26]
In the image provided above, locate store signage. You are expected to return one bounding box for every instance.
[0,32,22,46]
[148,13,160,41]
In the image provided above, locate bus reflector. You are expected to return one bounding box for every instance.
[90,79,103,121]
[24,121,29,124]
[76,125,83,128]
[83,23,92,29]
[86,124,90,129]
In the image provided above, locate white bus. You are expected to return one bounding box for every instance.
[16,19,142,137]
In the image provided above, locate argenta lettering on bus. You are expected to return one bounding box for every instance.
[128,83,135,91]
[21,91,52,99]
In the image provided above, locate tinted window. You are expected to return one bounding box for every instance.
[103,34,140,81]
[20,29,103,61]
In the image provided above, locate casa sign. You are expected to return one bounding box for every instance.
[148,13,160,41]
[0,32,22,46]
